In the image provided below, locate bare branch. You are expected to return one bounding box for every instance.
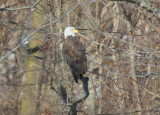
[67,77,89,115]
[0,0,42,11]
[110,0,160,19]
[0,3,79,62]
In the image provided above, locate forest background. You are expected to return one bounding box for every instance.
[0,0,160,115]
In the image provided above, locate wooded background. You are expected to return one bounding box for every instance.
[0,0,160,115]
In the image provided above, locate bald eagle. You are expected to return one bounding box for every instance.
[63,27,87,83]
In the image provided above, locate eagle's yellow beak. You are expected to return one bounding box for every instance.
[73,29,78,33]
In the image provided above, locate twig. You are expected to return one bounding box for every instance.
[0,0,42,11]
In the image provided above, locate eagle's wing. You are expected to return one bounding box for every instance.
[63,36,87,82]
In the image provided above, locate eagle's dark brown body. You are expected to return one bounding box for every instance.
[63,36,87,83]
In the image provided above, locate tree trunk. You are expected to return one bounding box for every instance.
[21,0,46,114]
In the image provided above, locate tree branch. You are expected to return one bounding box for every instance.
[67,77,89,115]
[56,77,89,115]
[110,0,160,19]
[0,0,42,11]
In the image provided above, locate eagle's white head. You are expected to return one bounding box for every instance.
[64,27,78,39]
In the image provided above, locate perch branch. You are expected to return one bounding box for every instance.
[67,77,89,115]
